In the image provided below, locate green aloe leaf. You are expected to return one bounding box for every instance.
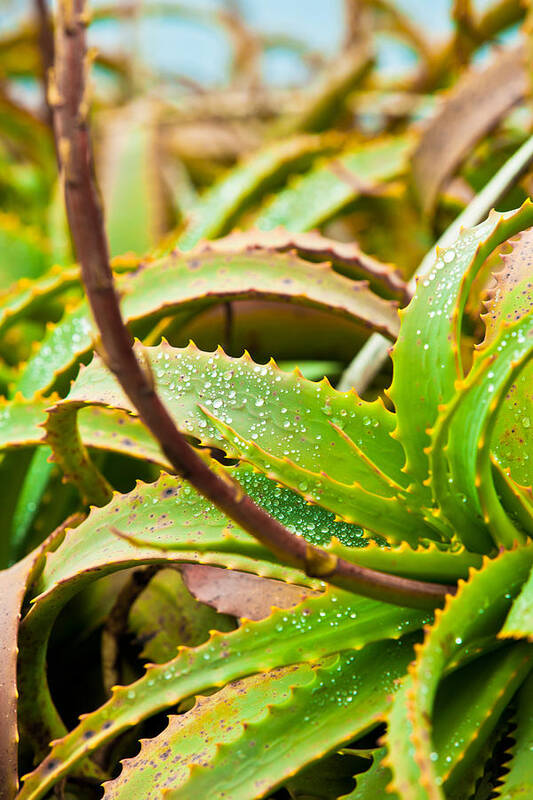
[16,247,399,398]
[496,670,533,800]
[177,135,334,250]
[385,545,533,800]
[189,227,408,300]
[18,586,427,799]
[255,136,412,233]
[340,748,392,799]
[277,359,343,381]
[16,461,474,770]
[0,393,51,450]
[0,394,478,577]
[319,643,533,800]
[0,254,136,348]
[9,447,55,562]
[102,638,413,800]
[46,342,443,542]
[20,457,426,763]
[389,202,533,489]
[47,179,73,266]
[0,92,55,173]
[124,249,400,338]
[430,307,533,550]
[490,461,533,545]
[326,539,480,584]
[500,564,533,640]
[342,643,531,800]
[481,228,533,351]
[0,388,489,576]
[16,470,317,759]
[386,643,532,800]
[70,342,399,495]
[433,643,533,799]
[106,637,530,800]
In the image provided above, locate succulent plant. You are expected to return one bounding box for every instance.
[0,2,532,799]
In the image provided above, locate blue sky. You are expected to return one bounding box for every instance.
[2,1,513,88]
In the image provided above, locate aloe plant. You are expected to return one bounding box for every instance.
[2,186,528,799]
[0,2,532,800]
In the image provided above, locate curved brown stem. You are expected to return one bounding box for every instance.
[34,0,55,127]
[51,0,454,610]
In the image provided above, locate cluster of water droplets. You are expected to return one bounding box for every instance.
[125,468,376,550]
[306,652,361,713]
[238,470,373,548]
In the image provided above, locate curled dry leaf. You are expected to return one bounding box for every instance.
[411,43,526,214]
[181,564,320,620]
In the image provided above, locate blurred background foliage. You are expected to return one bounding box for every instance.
[0,0,528,268]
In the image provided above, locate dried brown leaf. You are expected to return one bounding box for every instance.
[411,43,526,214]
[180,565,319,621]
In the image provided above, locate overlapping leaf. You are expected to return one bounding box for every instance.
[18,582,427,799]
[43,342,446,542]
[102,639,412,800]
[390,202,533,489]
[500,563,533,640]
[97,103,164,257]
[386,545,533,800]
[280,42,372,134]
[187,227,409,301]
[496,670,533,800]
[255,136,412,233]
[16,248,399,397]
